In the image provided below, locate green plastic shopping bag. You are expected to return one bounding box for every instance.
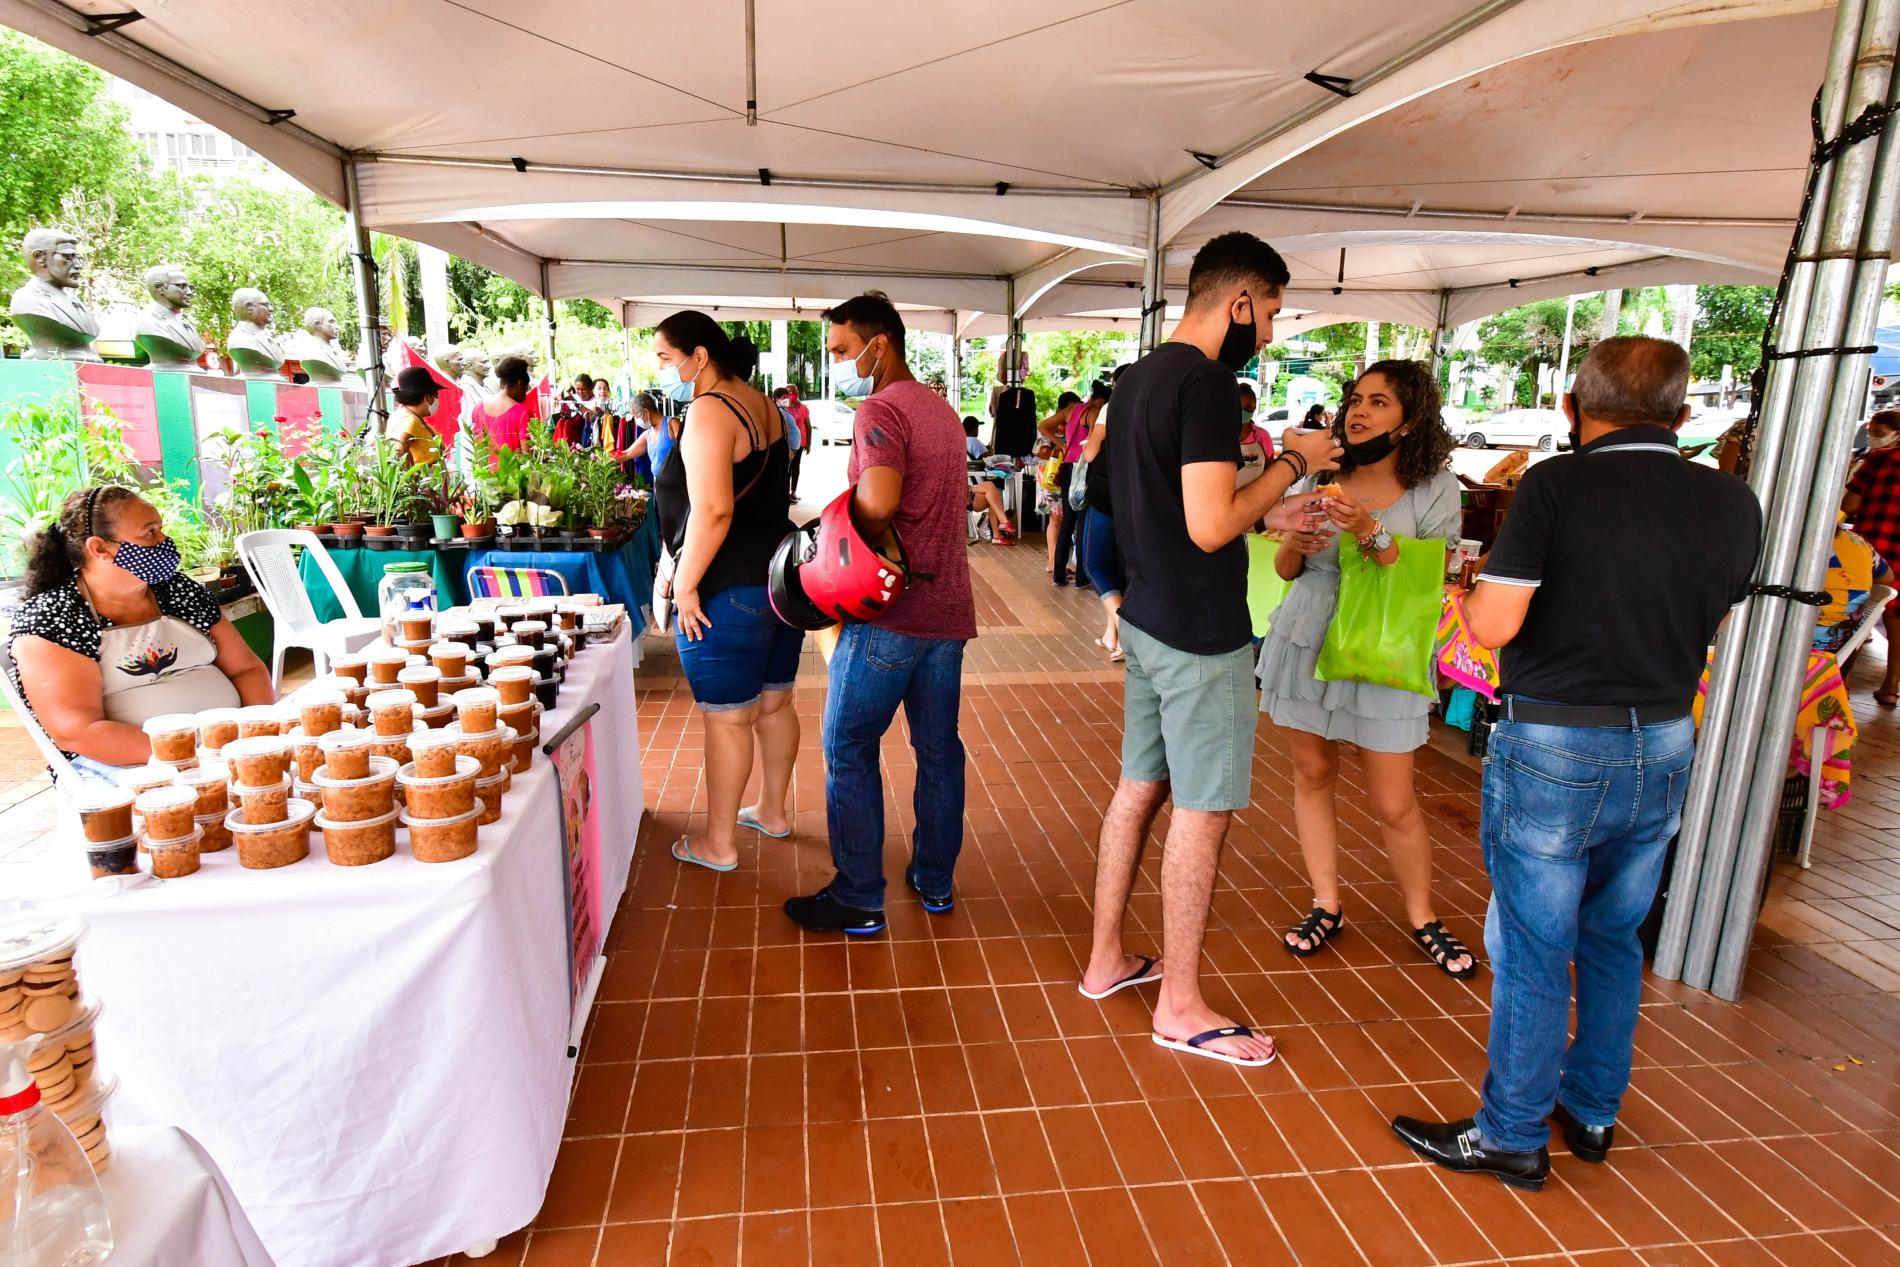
[1246,533,1295,638]
[1314,535,1444,697]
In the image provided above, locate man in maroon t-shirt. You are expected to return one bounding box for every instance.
[784,292,978,935]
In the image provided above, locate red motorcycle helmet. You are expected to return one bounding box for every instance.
[768,490,908,630]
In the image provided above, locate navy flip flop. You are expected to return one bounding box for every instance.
[1152,1024,1277,1068]
[1077,954,1163,1000]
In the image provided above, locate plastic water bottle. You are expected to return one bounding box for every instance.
[0,1046,111,1267]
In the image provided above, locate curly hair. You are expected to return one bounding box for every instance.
[25,485,142,597]
[1335,359,1454,490]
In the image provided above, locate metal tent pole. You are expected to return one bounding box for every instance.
[538,261,557,375]
[1709,0,1900,999]
[341,158,388,428]
[1428,291,1450,380]
[1654,0,1871,981]
[1138,193,1165,354]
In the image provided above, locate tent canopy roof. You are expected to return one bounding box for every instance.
[0,0,1821,329]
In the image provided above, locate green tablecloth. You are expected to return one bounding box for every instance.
[299,545,464,623]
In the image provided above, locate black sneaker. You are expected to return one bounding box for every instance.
[906,866,954,914]
[783,888,886,935]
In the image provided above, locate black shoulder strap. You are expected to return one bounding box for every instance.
[700,391,766,453]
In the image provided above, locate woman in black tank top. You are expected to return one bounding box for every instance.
[651,311,805,873]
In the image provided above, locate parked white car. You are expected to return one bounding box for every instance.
[804,399,858,446]
[1459,408,1571,452]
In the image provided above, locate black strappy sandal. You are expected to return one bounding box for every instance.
[1284,906,1344,957]
[1414,921,1479,979]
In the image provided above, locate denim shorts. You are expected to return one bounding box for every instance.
[675,584,805,710]
[1119,620,1257,811]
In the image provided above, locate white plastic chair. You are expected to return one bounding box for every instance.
[0,635,77,783]
[1798,583,1894,868]
[236,530,383,688]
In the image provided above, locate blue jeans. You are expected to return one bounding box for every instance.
[1475,710,1696,1152]
[822,623,967,910]
[1081,508,1125,600]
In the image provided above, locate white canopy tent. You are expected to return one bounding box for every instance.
[0,0,1829,356]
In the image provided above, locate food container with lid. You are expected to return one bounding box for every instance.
[402,805,481,863]
[225,799,315,869]
[310,755,399,822]
[314,805,401,866]
[140,713,199,764]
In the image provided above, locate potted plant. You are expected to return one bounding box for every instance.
[363,438,424,547]
[573,447,623,543]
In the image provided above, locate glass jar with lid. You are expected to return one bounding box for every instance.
[378,562,437,644]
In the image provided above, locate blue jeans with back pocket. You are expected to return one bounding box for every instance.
[821,623,967,910]
[1474,709,1696,1152]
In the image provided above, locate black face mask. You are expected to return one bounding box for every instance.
[1341,428,1401,467]
[1217,291,1256,372]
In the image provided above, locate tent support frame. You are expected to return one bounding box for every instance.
[342,158,388,427]
[1139,193,1166,353]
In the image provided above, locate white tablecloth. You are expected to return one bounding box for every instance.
[99,1126,275,1267]
[42,625,642,1267]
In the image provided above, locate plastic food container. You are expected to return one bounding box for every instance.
[451,723,516,778]
[83,833,137,878]
[567,626,591,651]
[330,652,369,685]
[224,735,290,786]
[314,804,400,866]
[486,645,536,673]
[510,619,548,650]
[512,727,537,775]
[141,713,199,764]
[533,674,561,710]
[297,689,346,737]
[452,687,500,733]
[438,618,480,648]
[397,754,480,819]
[294,777,324,812]
[236,704,290,739]
[0,913,83,1037]
[470,615,497,643]
[196,707,241,753]
[428,640,469,676]
[134,784,198,841]
[497,698,537,738]
[488,665,534,705]
[368,726,419,766]
[402,805,481,863]
[398,611,435,643]
[366,645,410,685]
[49,1068,116,1173]
[437,671,479,696]
[69,784,134,843]
[232,774,291,825]
[284,727,323,784]
[317,728,372,779]
[196,811,232,852]
[366,688,419,736]
[311,755,399,822]
[143,824,202,878]
[27,994,100,1090]
[475,768,510,825]
[418,701,455,730]
[176,763,231,820]
[554,606,582,631]
[225,798,315,869]
[494,604,527,625]
[408,729,463,778]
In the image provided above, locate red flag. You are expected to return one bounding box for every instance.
[530,373,552,423]
[396,338,463,447]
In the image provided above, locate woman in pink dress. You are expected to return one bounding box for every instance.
[470,355,538,450]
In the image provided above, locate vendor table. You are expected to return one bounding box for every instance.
[61,624,643,1267]
[468,513,661,617]
[99,1126,275,1267]
[299,545,460,624]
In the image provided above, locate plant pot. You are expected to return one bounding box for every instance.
[296,523,321,535]
[331,522,364,539]
[460,521,494,539]
[431,514,461,539]
[365,524,398,538]
[587,527,612,539]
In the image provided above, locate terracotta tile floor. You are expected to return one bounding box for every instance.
[7,531,1900,1266]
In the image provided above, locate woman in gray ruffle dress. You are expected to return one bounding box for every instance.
[1256,360,1477,979]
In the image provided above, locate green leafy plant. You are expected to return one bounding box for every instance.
[572,445,624,529]
[363,437,426,525]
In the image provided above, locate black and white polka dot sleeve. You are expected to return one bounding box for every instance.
[156,575,222,636]
[8,585,102,661]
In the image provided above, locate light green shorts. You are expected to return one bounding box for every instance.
[1118,621,1258,812]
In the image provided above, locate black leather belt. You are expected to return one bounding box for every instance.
[1500,699,1691,728]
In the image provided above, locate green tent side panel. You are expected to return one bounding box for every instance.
[152,371,199,499]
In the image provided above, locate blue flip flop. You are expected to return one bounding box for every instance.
[671,836,737,873]
[736,810,791,839]
[1077,954,1163,1000]
[1152,1024,1277,1068]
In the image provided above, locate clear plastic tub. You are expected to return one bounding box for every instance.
[511,619,547,649]
[485,645,536,673]
[310,755,399,822]
[451,687,500,733]
[428,643,469,677]
[176,763,230,820]
[450,723,516,778]
[417,701,456,731]
[402,805,481,863]
[140,713,199,764]
[82,833,137,878]
[48,1065,118,1174]
[533,674,560,710]
[133,785,198,841]
[66,783,133,844]
[294,779,323,813]
[368,729,419,767]
[511,728,537,775]
[330,652,369,685]
[297,689,346,737]
[314,805,400,866]
[397,665,441,708]
[317,728,372,779]
[236,703,290,739]
[225,798,315,869]
[231,775,291,826]
[196,707,241,753]
[366,688,419,736]
[488,664,535,705]
[475,768,510,825]
[397,755,480,818]
[408,729,464,778]
[196,811,233,853]
[0,914,84,1035]
[223,735,290,786]
[497,699,538,738]
[142,824,201,878]
[26,993,100,1093]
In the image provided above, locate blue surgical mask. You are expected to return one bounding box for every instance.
[112,538,181,586]
[832,342,878,399]
[656,364,695,404]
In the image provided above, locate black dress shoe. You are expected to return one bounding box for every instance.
[1551,1102,1614,1163]
[1391,1116,1549,1191]
[783,889,886,935]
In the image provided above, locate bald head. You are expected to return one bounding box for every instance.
[1570,336,1691,429]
